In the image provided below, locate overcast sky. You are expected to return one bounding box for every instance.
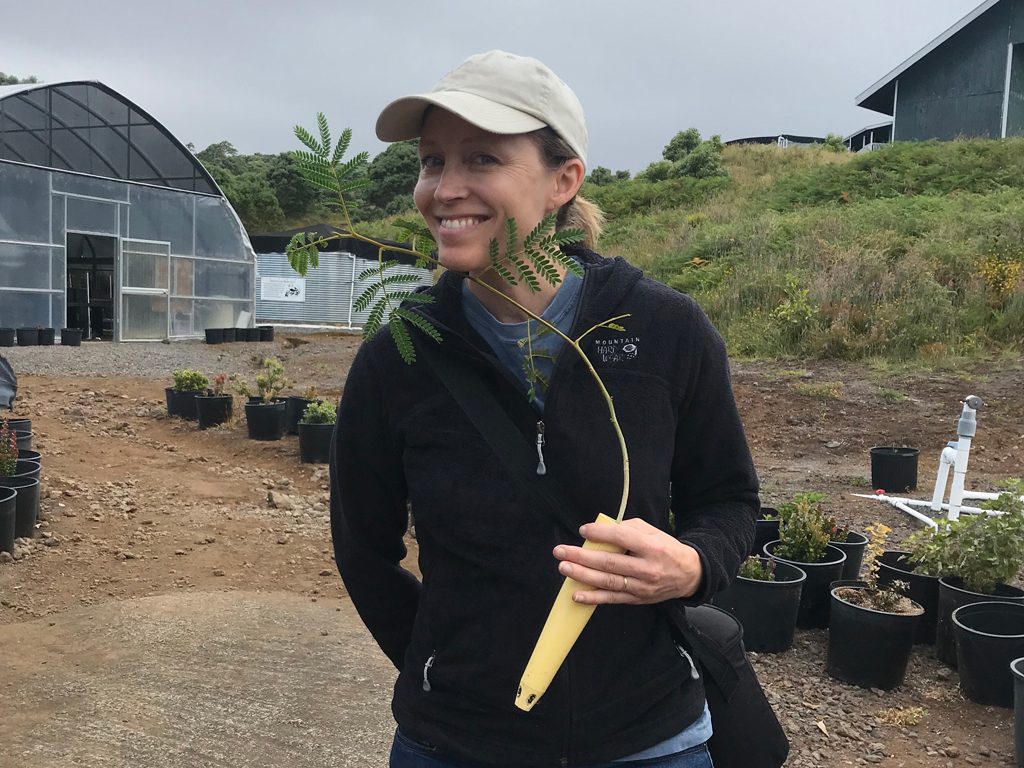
[2,0,986,172]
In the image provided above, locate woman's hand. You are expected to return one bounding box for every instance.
[552,518,704,605]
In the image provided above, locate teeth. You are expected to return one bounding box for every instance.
[440,217,482,229]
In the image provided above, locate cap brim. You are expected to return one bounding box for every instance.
[376,91,546,142]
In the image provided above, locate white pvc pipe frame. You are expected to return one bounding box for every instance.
[860,394,1021,527]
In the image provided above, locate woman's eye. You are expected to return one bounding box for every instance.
[420,155,442,170]
[473,154,498,166]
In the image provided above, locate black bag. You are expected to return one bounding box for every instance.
[417,339,789,768]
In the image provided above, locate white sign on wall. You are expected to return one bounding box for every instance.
[261,276,306,302]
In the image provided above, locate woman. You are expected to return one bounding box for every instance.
[332,50,759,767]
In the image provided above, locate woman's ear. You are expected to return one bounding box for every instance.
[550,157,586,209]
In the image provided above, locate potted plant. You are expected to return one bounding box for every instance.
[711,555,806,653]
[877,548,941,644]
[0,420,17,477]
[827,523,924,690]
[285,386,318,436]
[764,493,847,628]
[298,399,336,464]
[236,357,289,440]
[826,516,868,581]
[907,477,1024,667]
[195,373,233,429]
[165,369,209,420]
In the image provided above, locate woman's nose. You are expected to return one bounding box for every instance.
[434,164,468,202]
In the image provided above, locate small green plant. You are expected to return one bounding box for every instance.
[231,358,289,403]
[738,556,776,581]
[300,400,337,425]
[301,385,319,401]
[907,478,1024,594]
[172,369,209,393]
[852,522,912,612]
[0,419,17,476]
[775,493,831,562]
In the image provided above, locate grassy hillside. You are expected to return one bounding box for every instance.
[348,139,1024,361]
[595,139,1024,361]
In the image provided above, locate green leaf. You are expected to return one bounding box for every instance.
[294,125,324,155]
[492,261,518,286]
[389,316,415,363]
[332,127,354,166]
[601,322,626,332]
[317,113,332,160]
[504,218,518,262]
[353,282,385,313]
[510,253,540,292]
[364,297,388,339]
[357,260,401,281]
[523,213,557,251]
[396,307,443,343]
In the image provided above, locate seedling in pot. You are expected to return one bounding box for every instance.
[0,420,17,475]
[738,556,776,582]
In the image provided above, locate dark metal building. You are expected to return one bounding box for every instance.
[856,0,1024,141]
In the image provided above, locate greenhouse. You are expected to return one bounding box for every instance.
[0,80,255,342]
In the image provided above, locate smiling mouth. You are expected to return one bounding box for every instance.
[439,216,487,229]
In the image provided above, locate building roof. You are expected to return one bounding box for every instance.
[725,134,826,146]
[855,0,1002,114]
[0,79,220,194]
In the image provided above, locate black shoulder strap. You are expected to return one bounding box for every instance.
[415,338,582,539]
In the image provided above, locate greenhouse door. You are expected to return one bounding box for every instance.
[118,239,170,342]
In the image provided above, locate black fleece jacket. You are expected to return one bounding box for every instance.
[331,247,759,767]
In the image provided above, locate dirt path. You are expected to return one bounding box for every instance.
[1,341,1022,767]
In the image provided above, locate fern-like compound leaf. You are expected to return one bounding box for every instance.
[395,308,443,344]
[294,125,324,155]
[357,260,400,281]
[389,316,415,364]
[317,113,332,160]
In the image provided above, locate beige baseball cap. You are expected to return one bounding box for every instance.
[375,50,588,164]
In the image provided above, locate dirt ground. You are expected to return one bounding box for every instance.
[1,335,1022,767]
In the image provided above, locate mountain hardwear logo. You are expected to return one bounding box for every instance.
[592,336,639,364]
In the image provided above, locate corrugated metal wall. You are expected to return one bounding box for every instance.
[895,0,1015,140]
[255,251,433,328]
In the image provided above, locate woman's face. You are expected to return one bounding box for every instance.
[414,109,583,274]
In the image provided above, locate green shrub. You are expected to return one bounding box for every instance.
[738,556,776,581]
[907,479,1024,594]
[0,420,17,476]
[300,399,337,425]
[172,369,209,393]
[775,493,832,562]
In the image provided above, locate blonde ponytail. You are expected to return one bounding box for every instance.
[558,195,604,250]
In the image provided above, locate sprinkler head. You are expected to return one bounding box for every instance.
[963,395,984,410]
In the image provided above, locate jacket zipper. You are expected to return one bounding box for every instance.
[422,650,436,691]
[535,420,547,475]
[675,643,700,680]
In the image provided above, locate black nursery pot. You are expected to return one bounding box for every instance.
[0,328,14,347]
[953,602,1024,708]
[831,531,868,581]
[1011,658,1024,766]
[878,549,939,644]
[244,400,287,440]
[298,422,334,464]
[4,418,30,432]
[37,328,54,346]
[870,446,919,492]
[0,459,40,482]
[244,327,260,342]
[711,558,806,653]
[0,486,15,554]
[765,540,847,628]
[285,396,314,436]
[16,328,38,346]
[258,325,274,342]
[60,328,82,346]
[222,328,237,342]
[204,327,225,345]
[0,475,40,539]
[14,429,32,451]
[752,507,780,557]
[937,577,1024,668]
[196,394,233,429]
[827,586,923,691]
[164,388,199,420]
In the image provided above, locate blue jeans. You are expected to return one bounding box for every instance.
[389,728,715,768]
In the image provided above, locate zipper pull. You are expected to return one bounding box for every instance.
[422,651,435,692]
[535,420,547,476]
[676,644,700,680]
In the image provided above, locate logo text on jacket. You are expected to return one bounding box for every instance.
[592,336,639,364]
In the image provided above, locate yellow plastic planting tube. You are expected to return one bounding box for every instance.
[515,513,624,711]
